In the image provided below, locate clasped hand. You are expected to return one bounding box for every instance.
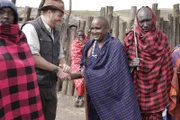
[129,58,143,67]
[57,64,71,80]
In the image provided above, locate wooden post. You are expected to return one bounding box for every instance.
[36,0,45,18]
[172,16,179,48]
[112,16,119,38]
[156,10,161,22]
[159,17,164,31]
[60,23,68,94]
[100,7,106,17]
[106,6,114,28]
[179,16,180,44]
[173,4,179,17]
[130,6,137,21]
[163,21,170,45]
[60,22,69,94]
[168,14,173,48]
[11,0,16,4]
[84,84,88,120]
[152,3,160,24]
[61,81,68,94]
[152,3,158,17]
[119,22,127,44]
[85,16,93,40]
[66,26,77,96]
[127,6,137,32]
[73,88,78,97]
[22,7,32,24]
[174,17,180,46]
[79,20,86,31]
[179,20,180,45]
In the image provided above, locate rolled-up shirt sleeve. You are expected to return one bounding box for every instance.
[22,24,40,55]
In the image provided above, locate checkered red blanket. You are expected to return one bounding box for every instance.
[124,7,173,113]
[0,24,44,119]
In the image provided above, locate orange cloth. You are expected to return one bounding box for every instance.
[169,58,180,120]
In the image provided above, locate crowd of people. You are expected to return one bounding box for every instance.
[0,0,179,120]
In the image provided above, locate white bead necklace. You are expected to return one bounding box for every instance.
[91,41,98,58]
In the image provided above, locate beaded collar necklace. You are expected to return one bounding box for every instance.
[91,40,98,58]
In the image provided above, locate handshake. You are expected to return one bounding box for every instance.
[56,64,84,81]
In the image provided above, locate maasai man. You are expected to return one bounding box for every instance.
[0,0,44,119]
[78,16,142,120]
[168,45,180,120]
[70,30,88,107]
[124,6,173,119]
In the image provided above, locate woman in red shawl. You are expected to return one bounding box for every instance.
[70,30,88,107]
[124,6,173,119]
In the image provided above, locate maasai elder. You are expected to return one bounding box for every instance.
[72,16,142,120]
[124,6,173,119]
[0,0,44,119]
[70,30,88,107]
[168,45,180,120]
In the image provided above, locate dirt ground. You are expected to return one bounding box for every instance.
[56,92,85,120]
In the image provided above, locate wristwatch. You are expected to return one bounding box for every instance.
[52,67,59,73]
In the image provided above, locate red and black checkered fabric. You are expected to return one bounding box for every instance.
[124,7,173,113]
[141,111,162,120]
[0,24,44,119]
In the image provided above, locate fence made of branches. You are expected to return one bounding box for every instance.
[15,0,180,96]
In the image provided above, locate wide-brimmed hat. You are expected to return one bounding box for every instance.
[39,0,65,14]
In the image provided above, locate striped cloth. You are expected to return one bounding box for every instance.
[124,6,173,114]
[0,24,44,120]
[81,33,142,120]
[71,36,88,96]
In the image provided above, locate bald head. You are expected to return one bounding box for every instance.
[137,7,153,32]
[137,7,152,20]
[93,16,110,29]
[91,16,109,42]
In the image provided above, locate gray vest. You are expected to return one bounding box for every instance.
[22,17,60,88]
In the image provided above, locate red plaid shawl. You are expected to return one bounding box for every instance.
[0,24,44,120]
[124,7,173,113]
[71,36,88,96]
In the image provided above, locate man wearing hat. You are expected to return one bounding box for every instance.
[22,0,70,119]
[0,0,44,119]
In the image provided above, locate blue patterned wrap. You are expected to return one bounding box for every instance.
[81,33,142,120]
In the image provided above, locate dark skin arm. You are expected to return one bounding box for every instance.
[69,66,84,80]
[70,72,83,79]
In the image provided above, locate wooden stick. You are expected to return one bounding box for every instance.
[84,84,88,120]
[69,72,88,119]
[133,16,139,70]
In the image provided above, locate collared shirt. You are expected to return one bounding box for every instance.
[22,15,65,59]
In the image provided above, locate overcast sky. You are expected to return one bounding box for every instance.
[15,0,180,10]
